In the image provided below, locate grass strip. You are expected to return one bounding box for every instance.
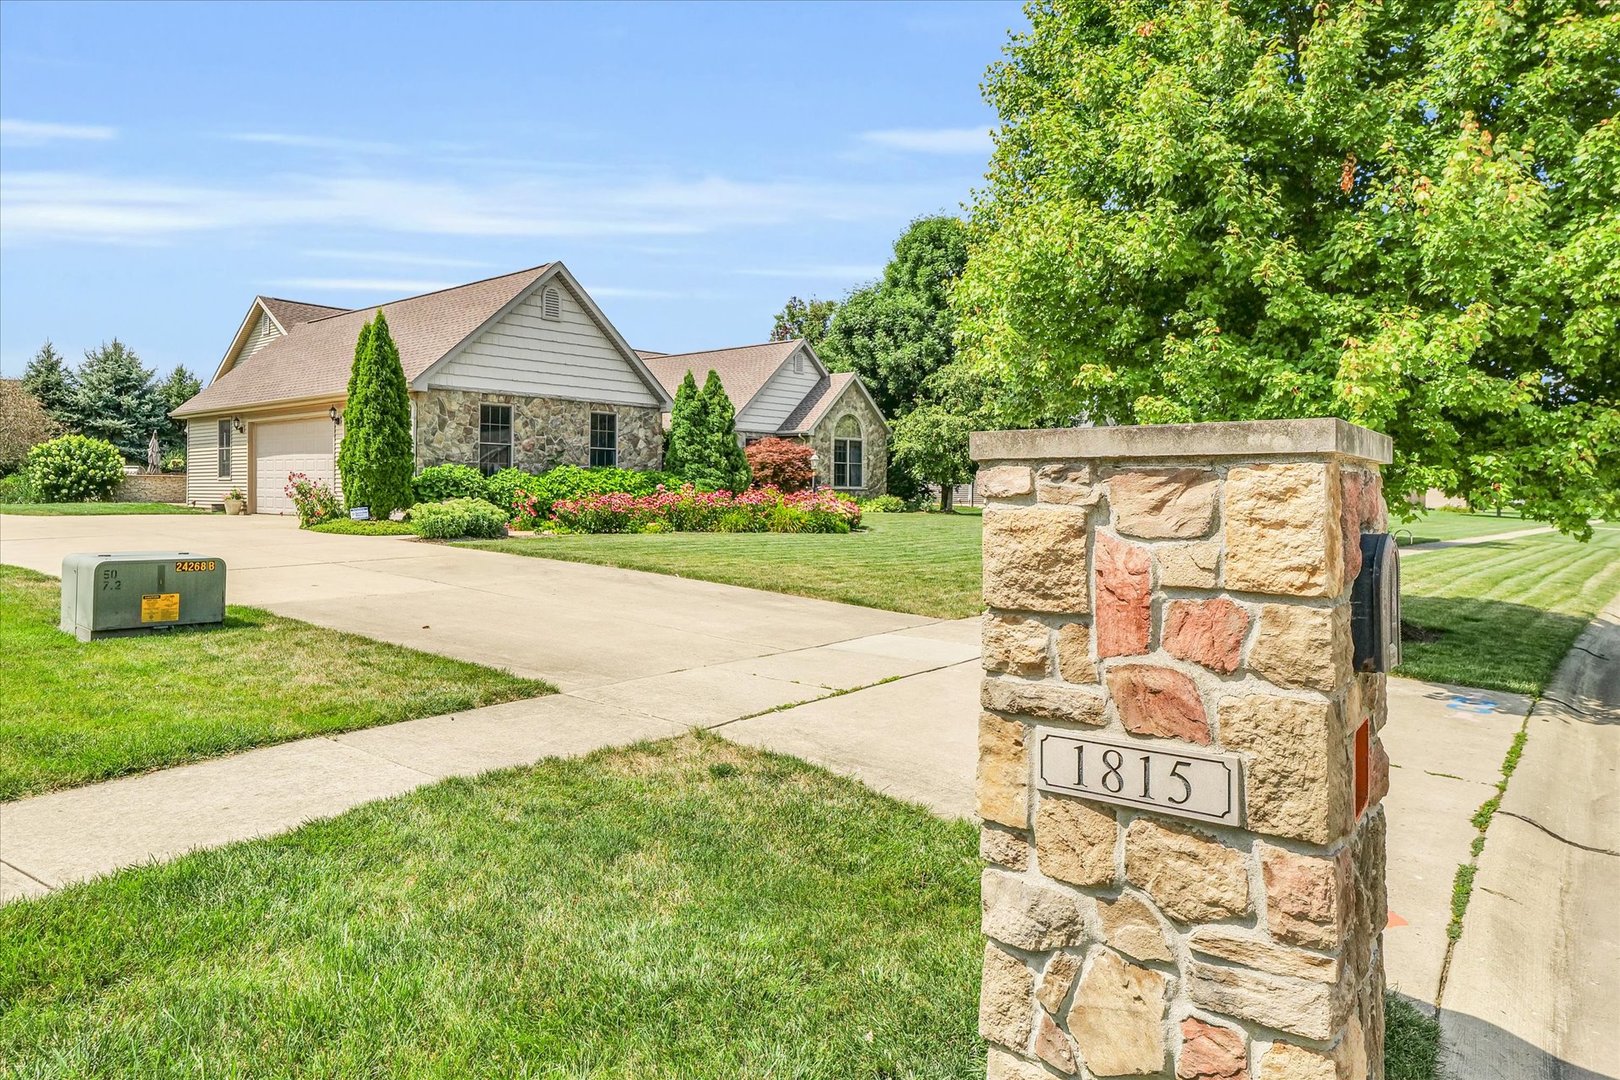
[459,510,986,619]
[0,565,550,799]
[0,502,205,516]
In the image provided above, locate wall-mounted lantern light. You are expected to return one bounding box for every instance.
[231,416,245,434]
[329,406,342,425]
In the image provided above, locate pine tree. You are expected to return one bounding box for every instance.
[663,370,707,481]
[337,311,415,516]
[21,341,78,428]
[73,339,167,461]
[699,370,751,492]
[157,366,202,454]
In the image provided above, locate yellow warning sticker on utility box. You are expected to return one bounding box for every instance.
[141,593,180,623]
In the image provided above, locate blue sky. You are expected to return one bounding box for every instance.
[0,0,1022,379]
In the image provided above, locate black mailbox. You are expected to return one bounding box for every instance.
[1352,533,1401,673]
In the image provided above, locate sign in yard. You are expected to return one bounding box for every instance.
[1035,728,1243,827]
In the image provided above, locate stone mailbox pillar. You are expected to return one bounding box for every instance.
[971,419,1392,1080]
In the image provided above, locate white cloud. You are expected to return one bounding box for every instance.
[860,127,990,154]
[271,277,456,295]
[301,249,494,269]
[0,168,941,246]
[1,119,116,144]
[227,132,400,154]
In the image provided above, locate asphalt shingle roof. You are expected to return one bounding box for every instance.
[174,265,552,417]
[258,297,348,329]
[638,340,802,414]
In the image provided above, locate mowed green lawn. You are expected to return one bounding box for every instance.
[463,510,987,619]
[0,566,550,800]
[0,734,1435,1080]
[0,736,986,1079]
[1397,527,1620,694]
[0,502,205,516]
[1396,508,1532,545]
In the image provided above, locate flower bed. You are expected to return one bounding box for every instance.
[545,485,861,534]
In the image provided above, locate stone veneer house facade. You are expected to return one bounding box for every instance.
[639,341,889,498]
[173,264,674,513]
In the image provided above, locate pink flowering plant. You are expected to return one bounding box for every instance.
[545,484,861,535]
[285,471,343,527]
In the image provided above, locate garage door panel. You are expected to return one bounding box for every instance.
[253,419,336,515]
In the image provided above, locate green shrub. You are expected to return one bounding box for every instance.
[413,463,488,504]
[25,435,124,502]
[309,518,417,536]
[485,467,543,517]
[411,498,509,540]
[860,494,908,513]
[0,472,39,504]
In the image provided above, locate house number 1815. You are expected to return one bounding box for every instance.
[1037,729,1243,827]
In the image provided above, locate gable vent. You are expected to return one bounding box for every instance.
[541,287,562,321]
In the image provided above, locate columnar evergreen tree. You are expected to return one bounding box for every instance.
[698,370,752,492]
[72,340,167,461]
[663,369,751,491]
[663,371,708,480]
[955,0,1620,534]
[22,341,79,429]
[337,311,414,516]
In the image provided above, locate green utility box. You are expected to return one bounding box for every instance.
[60,552,227,642]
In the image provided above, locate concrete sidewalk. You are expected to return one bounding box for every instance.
[1438,595,1620,1079]
[1399,525,1554,556]
[0,619,981,902]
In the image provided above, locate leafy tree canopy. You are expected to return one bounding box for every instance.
[72,340,167,462]
[890,405,975,511]
[0,381,58,474]
[821,215,970,421]
[337,312,415,517]
[955,0,1620,535]
[770,296,839,348]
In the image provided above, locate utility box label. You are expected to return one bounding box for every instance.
[141,593,180,623]
[1035,729,1243,827]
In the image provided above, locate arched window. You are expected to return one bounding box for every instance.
[832,415,863,489]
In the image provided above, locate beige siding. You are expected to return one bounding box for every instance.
[427,281,660,406]
[185,417,247,507]
[238,312,282,364]
[736,345,823,433]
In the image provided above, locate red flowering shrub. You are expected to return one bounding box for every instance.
[744,438,814,493]
[285,472,343,527]
[549,484,860,534]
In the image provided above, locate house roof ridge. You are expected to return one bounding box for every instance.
[641,338,802,361]
[290,263,556,324]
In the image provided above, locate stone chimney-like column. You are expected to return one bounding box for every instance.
[971,419,1392,1080]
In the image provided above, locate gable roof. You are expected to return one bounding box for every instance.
[639,340,805,415]
[177,263,673,417]
[777,371,891,435]
[259,297,348,329]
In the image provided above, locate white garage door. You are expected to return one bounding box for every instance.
[253,418,336,514]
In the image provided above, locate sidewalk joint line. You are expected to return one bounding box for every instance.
[0,858,53,891]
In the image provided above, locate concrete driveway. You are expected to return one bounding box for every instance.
[0,513,937,692]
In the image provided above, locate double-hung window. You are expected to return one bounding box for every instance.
[832,416,863,489]
[589,412,617,467]
[479,404,512,476]
[216,419,233,479]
